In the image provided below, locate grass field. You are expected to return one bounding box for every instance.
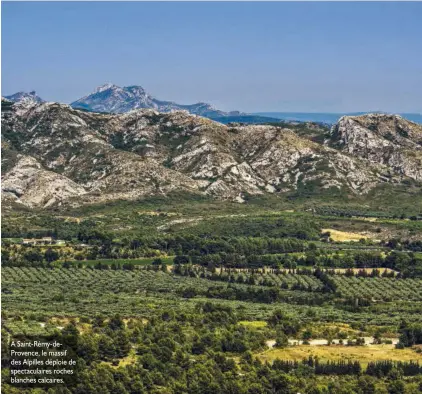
[239,320,268,329]
[322,228,370,242]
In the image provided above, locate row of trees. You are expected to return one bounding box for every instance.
[177,284,332,306]
[398,323,422,347]
[173,250,422,276]
[3,235,422,278]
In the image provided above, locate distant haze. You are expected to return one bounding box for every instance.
[255,112,422,125]
[2,2,421,113]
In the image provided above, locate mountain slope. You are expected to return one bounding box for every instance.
[255,112,422,125]
[71,83,240,118]
[1,100,418,209]
[1,100,199,208]
[1,153,87,208]
[4,91,44,104]
[328,114,422,182]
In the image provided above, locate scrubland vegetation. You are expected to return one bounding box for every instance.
[2,194,422,393]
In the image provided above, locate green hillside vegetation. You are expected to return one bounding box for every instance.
[2,191,422,393]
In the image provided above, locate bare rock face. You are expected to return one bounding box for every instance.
[1,155,86,208]
[233,125,381,194]
[70,84,238,118]
[329,114,422,181]
[1,102,199,208]
[1,100,420,209]
[4,91,44,105]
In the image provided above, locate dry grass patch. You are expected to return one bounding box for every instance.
[102,349,137,369]
[49,317,91,333]
[322,228,369,242]
[239,321,268,329]
[306,323,359,338]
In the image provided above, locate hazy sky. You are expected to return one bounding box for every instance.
[2,2,421,113]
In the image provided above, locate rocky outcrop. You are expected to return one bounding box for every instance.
[233,125,381,194]
[4,91,44,105]
[329,114,422,181]
[1,102,199,208]
[1,101,419,209]
[70,84,241,118]
[1,155,86,208]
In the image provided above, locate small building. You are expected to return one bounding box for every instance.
[22,239,36,245]
[21,237,54,246]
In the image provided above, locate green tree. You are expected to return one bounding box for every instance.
[45,248,59,263]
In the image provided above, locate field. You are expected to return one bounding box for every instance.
[2,193,422,393]
[3,267,422,328]
[3,265,422,393]
[321,228,370,242]
[333,276,422,301]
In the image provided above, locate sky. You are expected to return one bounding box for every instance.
[2,2,422,113]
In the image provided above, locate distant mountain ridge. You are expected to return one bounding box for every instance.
[5,86,421,125]
[5,91,44,105]
[0,87,307,125]
[70,83,244,119]
[255,112,422,125]
[2,98,421,209]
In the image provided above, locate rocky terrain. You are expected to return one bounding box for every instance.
[329,114,422,181]
[5,91,44,105]
[6,85,281,124]
[70,83,243,118]
[1,97,421,209]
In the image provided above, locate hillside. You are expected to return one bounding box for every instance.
[2,98,421,210]
[4,90,44,104]
[329,114,422,181]
[71,83,243,118]
[6,85,284,124]
[70,84,286,124]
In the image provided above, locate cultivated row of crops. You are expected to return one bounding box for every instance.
[2,267,422,326]
[184,267,324,291]
[2,267,211,294]
[333,276,422,301]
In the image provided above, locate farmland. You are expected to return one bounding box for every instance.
[3,266,422,327]
[333,276,422,301]
[321,228,370,242]
[2,263,422,393]
[2,194,422,393]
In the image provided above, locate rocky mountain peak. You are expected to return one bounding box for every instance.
[70,83,239,119]
[4,91,44,104]
[93,83,120,94]
[331,113,422,146]
[125,85,148,95]
[6,85,280,124]
[328,113,422,181]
